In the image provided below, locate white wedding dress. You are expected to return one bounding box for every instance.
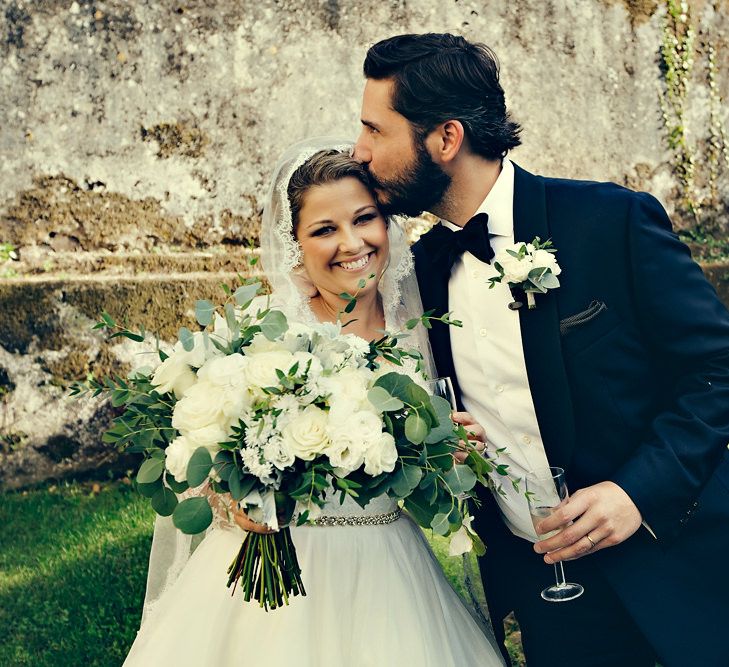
[123,492,505,667]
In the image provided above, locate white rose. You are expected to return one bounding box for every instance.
[171,380,229,432]
[363,431,398,476]
[196,355,252,418]
[185,423,229,451]
[151,355,197,398]
[281,405,330,461]
[244,350,296,389]
[165,435,198,482]
[531,249,561,276]
[497,249,533,283]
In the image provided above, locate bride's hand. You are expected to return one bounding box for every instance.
[229,500,276,535]
[451,411,487,463]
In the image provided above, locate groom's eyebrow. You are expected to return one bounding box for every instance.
[361,119,381,132]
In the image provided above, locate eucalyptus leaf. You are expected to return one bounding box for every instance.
[389,464,423,497]
[137,457,165,484]
[212,450,236,483]
[229,473,257,501]
[165,473,189,494]
[404,413,428,445]
[233,282,261,307]
[195,300,215,327]
[374,372,414,402]
[443,464,478,495]
[178,327,195,352]
[136,477,163,498]
[423,395,455,444]
[172,497,213,534]
[367,386,405,412]
[430,512,451,536]
[260,310,288,341]
[151,486,178,516]
[403,488,438,528]
[186,447,213,487]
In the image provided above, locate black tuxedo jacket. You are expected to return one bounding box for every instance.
[412,164,729,665]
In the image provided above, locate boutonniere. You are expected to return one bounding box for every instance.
[488,237,561,310]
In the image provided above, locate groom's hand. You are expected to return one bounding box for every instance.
[532,481,642,563]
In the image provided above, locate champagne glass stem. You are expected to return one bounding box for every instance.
[553,561,567,589]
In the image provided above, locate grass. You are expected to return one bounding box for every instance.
[0,482,524,666]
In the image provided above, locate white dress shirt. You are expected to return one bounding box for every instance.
[442,159,553,541]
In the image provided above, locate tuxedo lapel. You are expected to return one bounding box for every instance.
[412,240,462,404]
[512,164,576,469]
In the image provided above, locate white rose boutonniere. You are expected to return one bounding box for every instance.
[488,237,561,309]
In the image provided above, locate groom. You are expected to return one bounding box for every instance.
[353,33,729,666]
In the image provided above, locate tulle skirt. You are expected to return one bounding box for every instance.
[124,515,504,667]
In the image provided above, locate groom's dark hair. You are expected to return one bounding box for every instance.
[364,33,521,160]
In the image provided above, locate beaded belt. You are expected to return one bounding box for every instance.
[311,508,402,527]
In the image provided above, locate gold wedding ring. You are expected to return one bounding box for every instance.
[586,533,597,549]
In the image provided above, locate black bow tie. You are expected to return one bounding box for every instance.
[420,213,495,276]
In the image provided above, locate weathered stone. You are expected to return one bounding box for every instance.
[1,0,728,489]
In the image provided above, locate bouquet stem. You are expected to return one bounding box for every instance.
[226,527,306,611]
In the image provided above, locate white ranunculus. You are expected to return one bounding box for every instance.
[151,355,197,398]
[244,350,296,389]
[281,405,330,461]
[327,410,383,473]
[263,435,296,471]
[165,434,198,482]
[319,366,371,409]
[497,249,534,283]
[531,249,562,276]
[363,431,398,476]
[448,516,476,556]
[326,426,366,473]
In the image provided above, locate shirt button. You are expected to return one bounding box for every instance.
[522,435,531,444]
[479,328,488,337]
[471,270,479,279]
[496,385,504,393]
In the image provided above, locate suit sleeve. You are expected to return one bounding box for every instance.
[610,192,729,542]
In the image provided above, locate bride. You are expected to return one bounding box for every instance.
[123,139,506,667]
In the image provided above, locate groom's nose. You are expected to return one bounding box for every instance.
[353,133,371,164]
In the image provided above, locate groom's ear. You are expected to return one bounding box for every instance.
[427,120,465,165]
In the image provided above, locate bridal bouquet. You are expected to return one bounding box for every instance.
[72,281,507,611]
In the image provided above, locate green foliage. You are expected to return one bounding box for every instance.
[0,484,524,665]
[0,482,155,667]
[659,0,729,256]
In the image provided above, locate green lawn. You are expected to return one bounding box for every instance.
[0,482,524,666]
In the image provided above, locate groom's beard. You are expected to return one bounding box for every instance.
[369,138,451,217]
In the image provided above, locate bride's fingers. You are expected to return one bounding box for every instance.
[230,504,274,534]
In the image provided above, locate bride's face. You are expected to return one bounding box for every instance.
[295,176,389,302]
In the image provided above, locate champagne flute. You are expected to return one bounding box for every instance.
[425,376,457,411]
[526,467,585,602]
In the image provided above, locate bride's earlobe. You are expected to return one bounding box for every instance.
[291,265,319,298]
